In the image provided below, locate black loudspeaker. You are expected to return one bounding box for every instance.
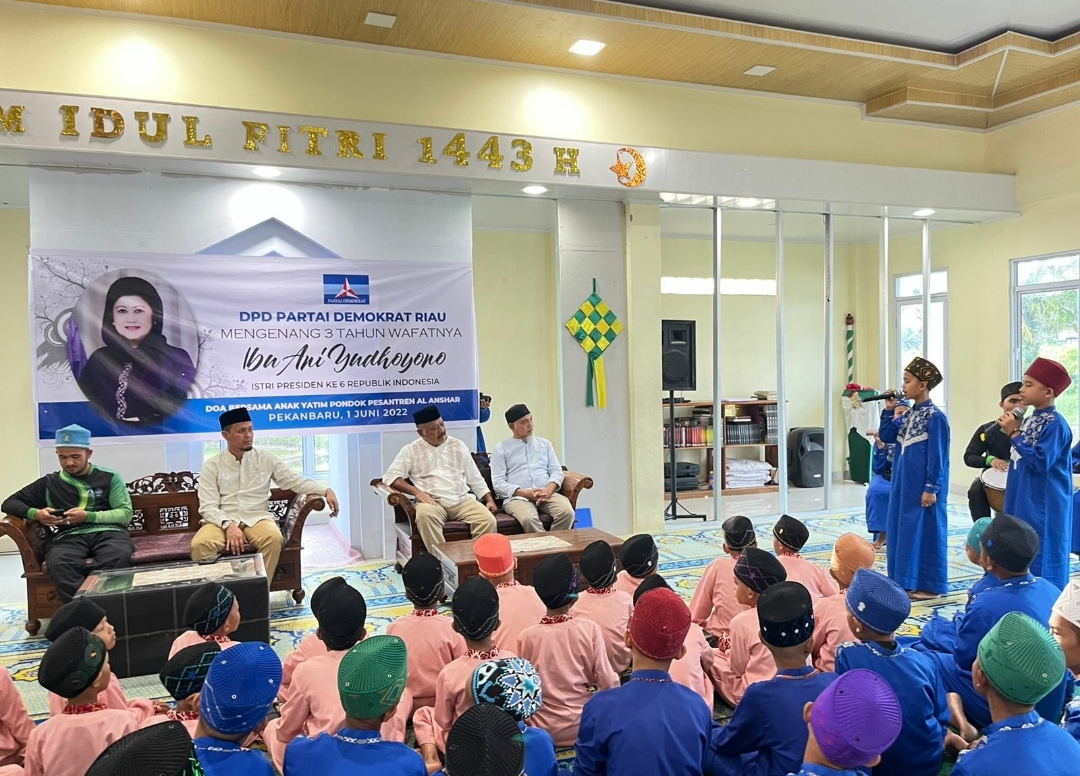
[787,427,825,488]
[662,319,697,391]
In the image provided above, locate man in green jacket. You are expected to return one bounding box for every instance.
[2,424,133,600]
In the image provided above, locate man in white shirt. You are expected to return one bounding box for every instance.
[383,405,498,553]
[490,404,575,534]
[191,407,339,581]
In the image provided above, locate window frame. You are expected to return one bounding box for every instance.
[892,271,949,408]
[202,434,329,478]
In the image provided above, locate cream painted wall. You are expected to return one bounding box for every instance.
[0,209,34,499]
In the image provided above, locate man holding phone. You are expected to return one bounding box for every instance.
[1,424,134,601]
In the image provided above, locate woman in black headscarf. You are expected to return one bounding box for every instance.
[77,276,195,425]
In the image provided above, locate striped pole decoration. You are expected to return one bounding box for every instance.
[845,314,855,384]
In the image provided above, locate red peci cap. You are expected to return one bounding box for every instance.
[474,534,514,576]
[630,587,691,661]
[1025,357,1072,398]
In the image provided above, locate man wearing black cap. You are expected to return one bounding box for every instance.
[963,382,1022,521]
[490,404,575,534]
[192,407,340,582]
[383,405,498,553]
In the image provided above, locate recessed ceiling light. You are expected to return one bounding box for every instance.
[569,40,605,56]
[743,65,776,77]
[364,12,397,28]
[913,208,936,217]
[252,167,282,179]
[522,185,548,195]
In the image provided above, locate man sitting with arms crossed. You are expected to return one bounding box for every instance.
[490,404,575,534]
[384,405,498,553]
[192,408,339,581]
[3,424,134,602]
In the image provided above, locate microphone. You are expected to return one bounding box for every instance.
[1011,407,1026,421]
[863,391,900,402]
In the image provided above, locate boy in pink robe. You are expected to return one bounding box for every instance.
[168,582,240,658]
[414,576,515,771]
[773,515,840,600]
[690,516,757,649]
[474,534,546,652]
[810,533,877,672]
[386,553,466,710]
[711,547,791,705]
[26,628,141,776]
[614,534,658,598]
[516,553,620,746]
[139,641,221,738]
[573,540,634,673]
[635,575,715,709]
[279,576,343,702]
[0,667,33,771]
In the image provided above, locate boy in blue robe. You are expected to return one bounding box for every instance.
[283,635,425,776]
[952,612,1080,776]
[1000,356,1074,591]
[836,568,962,776]
[786,669,902,776]
[1070,440,1080,557]
[471,657,557,776]
[194,642,281,776]
[918,514,1071,730]
[879,357,949,599]
[705,581,836,776]
[1049,580,1080,742]
[865,400,908,548]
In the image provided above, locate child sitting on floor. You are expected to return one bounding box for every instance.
[280,576,344,701]
[435,704,525,776]
[170,582,240,657]
[140,641,221,738]
[516,553,619,746]
[690,515,755,649]
[283,635,425,776]
[85,721,201,776]
[475,534,546,653]
[614,534,658,597]
[573,540,634,673]
[471,657,557,776]
[386,553,466,711]
[0,665,32,772]
[634,575,714,708]
[810,532,876,672]
[772,515,839,600]
[1049,580,1080,743]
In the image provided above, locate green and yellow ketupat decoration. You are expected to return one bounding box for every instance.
[565,279,624,409]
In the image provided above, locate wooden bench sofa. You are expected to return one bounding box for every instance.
[371,453,593,571]
[0,470,324,635]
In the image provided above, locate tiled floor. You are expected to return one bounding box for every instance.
[663,481,868,527]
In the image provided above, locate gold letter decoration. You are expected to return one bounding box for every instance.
[553,147,581,175]
[299,126,328,156]
[59,105,80,137]
[134,111,169,144]
[242,121,269,151]
[336,129,364,159]
[90,107,125,139]
[182,116,212,148]
[0,105,26,134]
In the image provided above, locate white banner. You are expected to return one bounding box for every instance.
[31,252,478,444]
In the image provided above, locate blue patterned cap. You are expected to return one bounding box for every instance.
[160,641,221,701]
[55,424,92,449]
[471,657,543,722]
[184,583,236,636]
[199,642,281,735]
[845,568,910,635]
[967,518,993,553]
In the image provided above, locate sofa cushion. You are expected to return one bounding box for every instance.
[440,512,554,542]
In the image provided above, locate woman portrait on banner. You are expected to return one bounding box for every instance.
[76,276,196,425]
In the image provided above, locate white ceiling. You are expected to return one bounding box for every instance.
[616,0,1080,52]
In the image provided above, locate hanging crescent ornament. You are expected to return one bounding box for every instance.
[610,147,647,188]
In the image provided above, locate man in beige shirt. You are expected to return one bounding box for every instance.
[384,405,497,552]
[191,407,339,581]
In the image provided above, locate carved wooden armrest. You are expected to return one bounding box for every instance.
[370,479,419,533]
[281,493,326,547]
[0,515,45,573]
[560,470,594,510]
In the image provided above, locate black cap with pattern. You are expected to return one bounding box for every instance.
[579,541,619,590]
[85,721,203,776]
[160,642,222,701]
[402,553,445,607]
[632,573,671,605]
[532,553,579,610]
[733,547,788,594]
[45,597,107,643]
[39,626,107,699]
[452,577,501,641]
[620,534,658,579]
[773,515,809,551]
[183,583,235,636]
[982,513,1040,573]
[758,581,815,647]
[445,703,525,776]
[315,584,368,651]
[722,516,757,550]
[905,357,943,390]
[310,576,347,617]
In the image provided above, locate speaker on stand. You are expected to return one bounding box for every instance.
[662,320,706,521]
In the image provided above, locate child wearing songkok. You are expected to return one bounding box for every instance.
[437,704,525,776]
[790,669,903,776]
[573,540,634,673]
[280,576,343,701]
[25,628,141,776]
[0,666,32,772]
[473,534,545,660]
[1049,580,1080,742]
[999,356,1074,591]
[810,533,876,672]
[265,582,370,771]
[879,356,950,600]
[835,568,955,776]
[141,642,222,737]
[387,553,466,710]
[866,399,909,548]
[574,587,711,776]
[471,658,556,776]
[919,513,1069,731]
[711,546,789,705]
[85,721,201,776]
[283,635,425,776]
[170,582,239,657]
[195,641,281,776]
[516,553,619,745]
[707,581,837,776]
[773,515,840,600]
[614,534,658,597]
[634,575,714,708]
[952,613,1080,776]
[413,576,514,768]
[689,515,755,649]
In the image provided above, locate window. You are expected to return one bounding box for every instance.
[894,271,948,408]
[201,435,331,477]
[1014,253,1080,434]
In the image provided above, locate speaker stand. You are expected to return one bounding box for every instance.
[664,390,707,522]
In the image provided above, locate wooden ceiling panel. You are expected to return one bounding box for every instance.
[870,104,990,130]
[993,49,1080,96]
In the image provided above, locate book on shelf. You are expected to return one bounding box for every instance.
[663,415,713,447]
